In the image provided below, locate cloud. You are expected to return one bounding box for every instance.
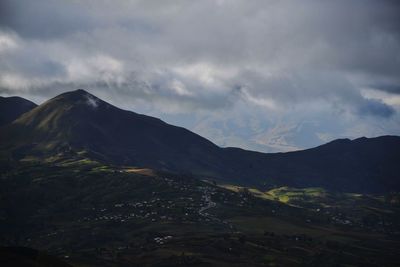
[0,0,399,151]
[357,98,395,118]
[85,93,100,109]
[370,84,400,95]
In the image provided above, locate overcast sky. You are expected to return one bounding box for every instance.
[1,0,399,152]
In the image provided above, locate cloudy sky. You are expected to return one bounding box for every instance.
[1,0,399,152]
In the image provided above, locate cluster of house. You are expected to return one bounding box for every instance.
[153,235,173,245]
[74,178,232,225]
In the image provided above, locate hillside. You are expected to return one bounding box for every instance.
[0,96,37,126]
[225,136,400,192]
[1,160,399,266]
[0,89,225,177]
[0,89,399,193]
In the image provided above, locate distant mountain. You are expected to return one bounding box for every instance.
[232,136,400,193]
[0,89,399,193]
[0,96,37,126]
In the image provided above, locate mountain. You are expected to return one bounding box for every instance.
[0,89,225,177]
[0,89,399,193]
[1,90,400,266]
[239,136,400,192]
[0,96,37,126]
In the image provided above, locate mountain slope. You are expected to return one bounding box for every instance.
[0,96,37,126]
[225,136,400,192]
[0,89,225,177]
[0,89,399,193]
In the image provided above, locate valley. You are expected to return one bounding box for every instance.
[1,158,400,266]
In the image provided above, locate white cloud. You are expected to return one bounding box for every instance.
[65,55,124,83]
[169,79,193,96]
[86,94,99,108]
[0,31,18,52]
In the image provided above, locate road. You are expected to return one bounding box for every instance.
[199,192,216,217]
[198,188,237,232]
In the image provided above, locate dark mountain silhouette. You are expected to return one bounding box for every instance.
[0,96,37,126]
[0,89,399,193]
[0,89,225,176]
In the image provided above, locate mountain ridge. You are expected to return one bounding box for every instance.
[0,89,399,193]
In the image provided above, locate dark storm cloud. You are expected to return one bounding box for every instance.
[0,0,97,39]
[1,0,399,106]
[358,98,395,118]
[370,84,400,95]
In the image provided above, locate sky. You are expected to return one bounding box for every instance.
[1,0,400,152]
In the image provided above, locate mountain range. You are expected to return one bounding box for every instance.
[0,89,399,193]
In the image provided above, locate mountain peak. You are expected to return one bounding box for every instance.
[75,88,88,94]
[8,89,112,134]
[56,89,96,101]
[46,89,105,110]
[65,88,90,95]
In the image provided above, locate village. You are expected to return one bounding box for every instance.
[73,176,241,230]
[71,172,395,236]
